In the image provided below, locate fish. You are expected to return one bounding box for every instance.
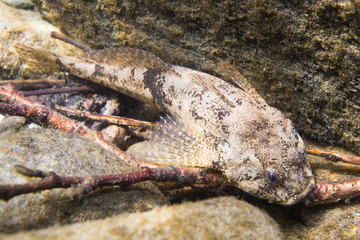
[13,41,315,205]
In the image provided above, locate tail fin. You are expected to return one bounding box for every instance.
[12,43,60,73]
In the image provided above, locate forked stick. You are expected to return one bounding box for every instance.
[0,84,137,165]
[0,165,225,201]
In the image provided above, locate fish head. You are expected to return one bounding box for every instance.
[220,119,315,205]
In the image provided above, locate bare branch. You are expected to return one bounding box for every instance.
[0,165,226,201]
[0,84,142,166]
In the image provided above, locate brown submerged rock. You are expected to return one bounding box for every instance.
[0,196,284,240]
[31,0,360,155]
[0,119,168,233]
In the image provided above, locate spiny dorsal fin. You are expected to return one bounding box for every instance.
[127,116,220,169]
[84,47,171,71]
[216,60,264,100]
[12,43,60,73]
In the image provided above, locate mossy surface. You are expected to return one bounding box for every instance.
[32,0,360,155]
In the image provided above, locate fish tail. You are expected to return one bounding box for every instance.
[12,43,60,73]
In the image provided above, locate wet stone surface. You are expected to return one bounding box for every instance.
[1,196,285,240]
[0,130,359,239]
[0,121,168,234]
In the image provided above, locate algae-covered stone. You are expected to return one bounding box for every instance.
[1,196,284,240]
[31,0,360,155]
[0,1,81,79]
[0,124,168,233]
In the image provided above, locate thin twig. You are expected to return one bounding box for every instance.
[22,86,92,96]
[306,147,360,165]
[51,31,91,52]
[0,79,66,90]
[55,105,156,127]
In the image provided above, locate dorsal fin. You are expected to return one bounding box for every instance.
[127,116,220,169]
[84,47,171,71]
[190,72,235,108]
[216,60,264,100]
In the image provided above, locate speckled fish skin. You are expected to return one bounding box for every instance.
[13,45,315,205]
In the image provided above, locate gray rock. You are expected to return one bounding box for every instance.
[0,116,26,132]
[0,125,168,233]
[0,196,284,240]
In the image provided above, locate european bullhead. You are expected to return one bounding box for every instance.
[13,42,315,205]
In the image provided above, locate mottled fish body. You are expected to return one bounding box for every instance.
[13,44,314,205]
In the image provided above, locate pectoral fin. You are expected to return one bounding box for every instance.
[127,116,219,169]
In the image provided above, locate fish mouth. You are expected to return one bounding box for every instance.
[279,177,316,205]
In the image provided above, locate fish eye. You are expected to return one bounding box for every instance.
[266,171,281,185]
